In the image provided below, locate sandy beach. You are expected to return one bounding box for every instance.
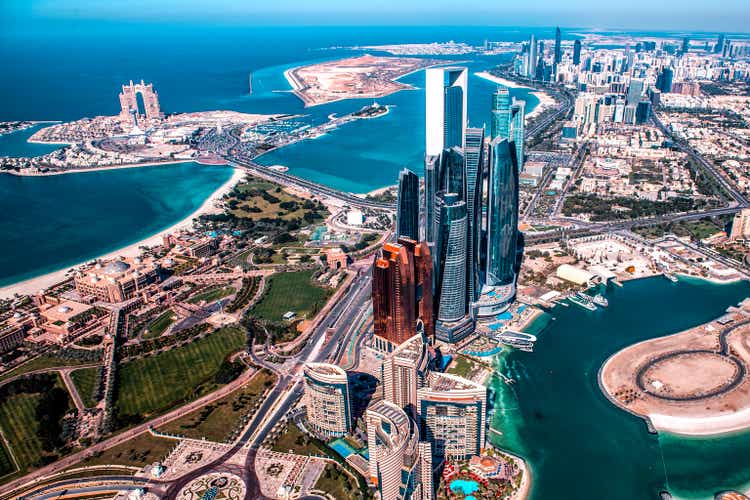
[0,167,244,299]
[474,71,556,120]
[2,159,204,177]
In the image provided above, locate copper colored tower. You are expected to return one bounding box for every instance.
[372,237,434,350]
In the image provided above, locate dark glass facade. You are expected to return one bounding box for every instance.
[396,168,419,241]
[485,138,519,287]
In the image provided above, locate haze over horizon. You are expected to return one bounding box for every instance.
[2,0,750,34]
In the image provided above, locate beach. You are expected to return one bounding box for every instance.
[0,167,244,299]
[474,71,556,120]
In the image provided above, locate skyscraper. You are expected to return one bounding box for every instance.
[715,34,726,54]
[417,372,487,464]
[396,168,419,241]
[485,138,519,287]
[381,332,429,417]
[573,39,582,65]
[682,37,690,55]
[491,87,525,171]
[554,27,562,66]
[366,400,432,500]
[302,363,352,437]
[491,87,512,141]
[463,128,485,304]
[527,34,537,79]
[511,100,526,170]
[627,79,644,105]
[372,238,434,350]
[425,67,468,156]
[656,67,674,93]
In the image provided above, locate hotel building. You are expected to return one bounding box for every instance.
[381,333,430,418]
[366,400,433,500]
[302,362,352,437]
[417,372,487,464]
[372,237,433,350]
[74,257,160,303]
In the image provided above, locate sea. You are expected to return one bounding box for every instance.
[2,21,750,498]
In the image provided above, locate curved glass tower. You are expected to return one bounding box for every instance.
[434,192,468,323]
[485,138,519,287]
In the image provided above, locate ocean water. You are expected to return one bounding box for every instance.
[0,125,63,157]
[492,276,750,499]
[0,163,232,287]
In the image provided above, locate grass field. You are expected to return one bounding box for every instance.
[0,355,93,383]
[0,393,44,473]
[70,367,100,408]
[251,270,329,322]
[188,286,236,305]
[142,309,176,339]
[115,326,245,419]
[314,463,359,500]
[272,422,330,457]
[447,355,477,379]
[229,180,324,222]
[74,433,176,469]
[0,427,17,478]
[157,368,276,442]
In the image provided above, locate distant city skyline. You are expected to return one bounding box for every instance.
[3,0,750,33]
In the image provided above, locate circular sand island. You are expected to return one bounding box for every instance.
[600,312,750,436]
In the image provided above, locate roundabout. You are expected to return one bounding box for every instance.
[176,472,246,500]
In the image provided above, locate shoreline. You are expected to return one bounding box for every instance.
[473,71,555,120]
[2,159,199,177]
[0,167,244,299]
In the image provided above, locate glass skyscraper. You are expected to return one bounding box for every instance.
[396,168,419,241]
[511,100,525,171]
[485,138,519,288]
[434,192,467,323]
[491,87,512,140]
[573,39,582,65]
[554,27,562,65]
[463,128,484,303]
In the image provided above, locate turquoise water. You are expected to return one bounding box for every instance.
[449,479,480,495]
[328,438,357,458]
[0,125,64,157]
[491,277,750,499]
[0,163,232,287]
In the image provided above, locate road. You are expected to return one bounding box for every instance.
[0,365,260,499]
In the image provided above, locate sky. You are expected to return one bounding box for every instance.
[2,0,749,33]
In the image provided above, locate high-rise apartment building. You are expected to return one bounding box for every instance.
[372,238,434,350]
[527,34,537,79]
[302,363,352,437]
[381,332,430,417]
[554,27,562,66]
[366,400,432,500]
[417,372,487,464]
[396,168,419,241]
[573,39,582,65]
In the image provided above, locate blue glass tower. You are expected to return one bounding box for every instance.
[396,168,419,241]
[464,128,484,303]
[491,87,512,140]
[485,138,519,287]
[434,192,468,323]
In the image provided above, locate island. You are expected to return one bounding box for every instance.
[284,54,445,107]
[600,297,750,436]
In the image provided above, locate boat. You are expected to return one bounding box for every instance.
[569,293,597,311]
[592,293,609,307]
[663,272,678,283]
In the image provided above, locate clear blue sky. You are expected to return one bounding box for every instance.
[3,0,749,33]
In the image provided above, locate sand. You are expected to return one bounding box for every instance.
[0,167,245,299]
[473,72,556,120]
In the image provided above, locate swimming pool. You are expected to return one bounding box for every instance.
[450,478,480,496]
[328,438,357,458]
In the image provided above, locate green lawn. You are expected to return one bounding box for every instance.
[314,463,359,500]
[115,326,245,419]
[0,355,92,383]
[0,393,43,473]
[272,422,330,457]
[73,433,175,469]
[157,368,276,442]
[0,425,17,478]
[70,367,100,408]
[188,286,236,305]
[447,355,476,379]
[142,309,176,339]
[251,270,329,322]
